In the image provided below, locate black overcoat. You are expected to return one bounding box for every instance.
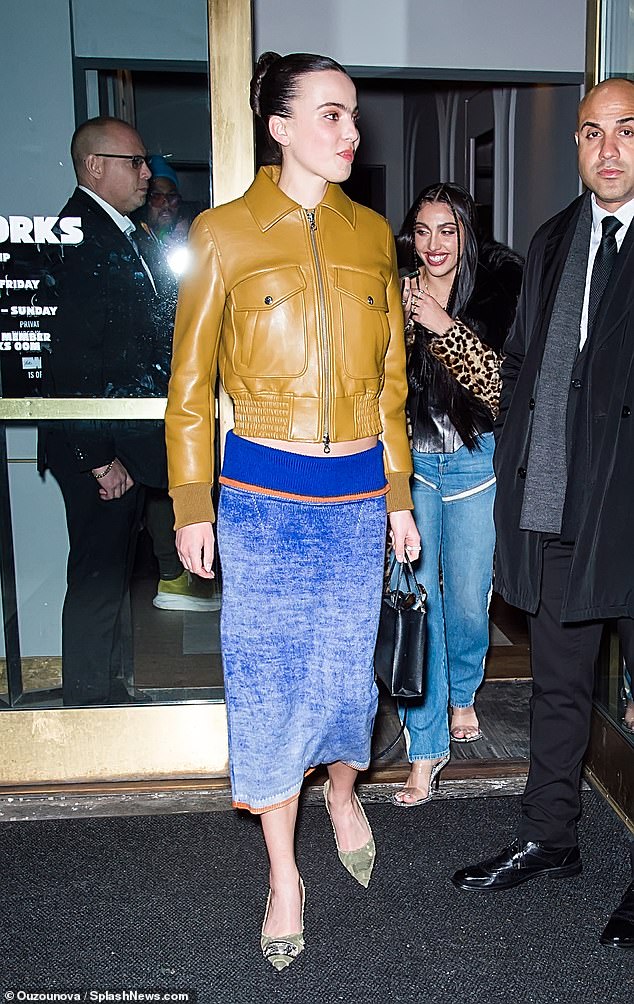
[493,193,634,621]
[39,188,168,487]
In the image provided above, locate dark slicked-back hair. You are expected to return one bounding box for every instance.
[250,51,350,163]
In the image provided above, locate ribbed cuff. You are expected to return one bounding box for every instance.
[385,471,413,512]
[169,483,215,529]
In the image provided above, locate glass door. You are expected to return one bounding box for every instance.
[0,0,253,786]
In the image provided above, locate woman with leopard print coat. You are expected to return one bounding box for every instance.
[391,182,523,807]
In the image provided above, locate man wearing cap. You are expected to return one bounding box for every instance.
[141,156,188,245]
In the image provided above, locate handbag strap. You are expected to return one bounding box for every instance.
[386,552,427,606]
[372,707,408,762]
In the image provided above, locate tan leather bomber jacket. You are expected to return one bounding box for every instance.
[166,166,413,527]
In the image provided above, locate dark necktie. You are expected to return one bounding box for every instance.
[125,225,140,256]
[587,215,622,331]
[125,225,156,291]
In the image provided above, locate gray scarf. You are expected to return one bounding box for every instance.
[519,195,592,534]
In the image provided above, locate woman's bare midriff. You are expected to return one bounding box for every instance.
[242,435,378,457]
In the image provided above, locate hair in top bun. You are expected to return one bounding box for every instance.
[250,51,282,118]
[250,51,349,162]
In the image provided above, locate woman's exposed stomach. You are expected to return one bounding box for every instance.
[240,435,378,457]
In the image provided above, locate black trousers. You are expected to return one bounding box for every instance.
[143,487,182,581]
[519,539,604,847]
[46,434,145,706]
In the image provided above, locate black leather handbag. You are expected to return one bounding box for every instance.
[374,553,427,698]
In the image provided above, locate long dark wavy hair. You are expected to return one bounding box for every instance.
[398,183,488,449]
[397,182,478,316]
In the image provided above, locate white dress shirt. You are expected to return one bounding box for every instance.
[579,193,634,350]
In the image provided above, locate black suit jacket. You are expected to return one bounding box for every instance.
[40,188,168,487]
[493,193,634,620]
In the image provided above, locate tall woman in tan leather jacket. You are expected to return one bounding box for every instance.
[165,51,418,968]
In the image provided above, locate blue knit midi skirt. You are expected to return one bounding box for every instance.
[216,432,388,813]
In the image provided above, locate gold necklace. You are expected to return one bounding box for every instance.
[421,272,449,309]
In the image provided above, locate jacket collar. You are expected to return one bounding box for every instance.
[539,191,634,349]
[244,165,356,231]
[538,193,588,333]
[66,187,133,245]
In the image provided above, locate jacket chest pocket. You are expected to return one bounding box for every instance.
[230,266,308,378]
[334,268,389,379]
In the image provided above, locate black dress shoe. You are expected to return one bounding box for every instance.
[451,838,582,891]
[599,879,634,949]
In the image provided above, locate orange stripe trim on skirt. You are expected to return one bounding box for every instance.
[232,767,318,815]
[219,476,389,504]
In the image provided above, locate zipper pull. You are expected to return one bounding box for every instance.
[306,209,317,231]
[323,432,331,454]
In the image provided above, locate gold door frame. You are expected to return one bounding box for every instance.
[0,0,254,788]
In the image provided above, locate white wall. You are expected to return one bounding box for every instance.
[71,0,208,61]
[254,0,586,75]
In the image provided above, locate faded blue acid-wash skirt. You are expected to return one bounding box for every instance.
[216,431,388,813]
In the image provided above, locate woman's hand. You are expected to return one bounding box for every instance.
[409,288,452,337]
[401,275,417,325]
[176,521,215,579]
[388,509,421,563]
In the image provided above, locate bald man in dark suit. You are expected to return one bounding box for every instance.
[40,116,168,706]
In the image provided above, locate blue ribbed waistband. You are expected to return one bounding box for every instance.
[219,431,388,502]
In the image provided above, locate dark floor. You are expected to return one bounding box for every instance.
[370,594,532,773]
[0,790,630,1002]
[371,679,531,770]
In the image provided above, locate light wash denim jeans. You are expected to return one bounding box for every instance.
[395,432,496,761]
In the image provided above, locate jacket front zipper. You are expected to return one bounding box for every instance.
[305,209,331,453]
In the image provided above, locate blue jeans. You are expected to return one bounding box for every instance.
[395,433,496,760]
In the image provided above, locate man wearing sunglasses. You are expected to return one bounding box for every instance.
[141,157,184,244]
[39,115,169,707]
